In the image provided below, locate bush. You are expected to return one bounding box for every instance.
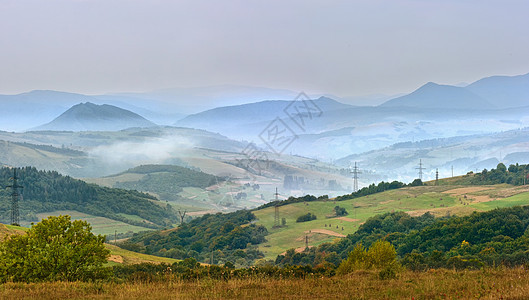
[296,213,317,223]
[334,206,348,216]
[337,240,400,276]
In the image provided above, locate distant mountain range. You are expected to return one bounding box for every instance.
[34,102,156,131]
[0,71,527,165]
[380,82,494,109]
[382,72,528,109]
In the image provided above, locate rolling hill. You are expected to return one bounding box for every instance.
[336,127,529,183]
[0,167,178,229]
[34,102,156,131]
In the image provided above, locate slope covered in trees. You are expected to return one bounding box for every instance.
[112,164,221,202]
[0,167,178,228]
[121,210,267,266]
[449,163,529,186]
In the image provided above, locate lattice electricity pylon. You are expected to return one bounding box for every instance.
[349,162,361,192]
[6,168,23,225]
[415,159,425,181]
[273,187,281,228]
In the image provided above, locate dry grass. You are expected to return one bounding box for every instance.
[2,268,529,299]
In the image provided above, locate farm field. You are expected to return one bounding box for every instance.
[26,210,153,236]
[0,268,528,299]
[253,184,529,260]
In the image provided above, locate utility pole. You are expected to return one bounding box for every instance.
[6,168,23,226]
[416,159,425,181]
[435,168,439,186]
[350,162,361,193]
[305,235,309,250]
[452,166,454,178]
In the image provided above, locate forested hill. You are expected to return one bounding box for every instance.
[0,167,178,228]
[111,164,221,202]
[441,163,529,186]
[121,210,267,266]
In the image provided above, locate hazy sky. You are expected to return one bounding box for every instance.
[1,0,528,98]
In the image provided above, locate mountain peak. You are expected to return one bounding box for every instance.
[34,103,156,131]
[380,81,494,110]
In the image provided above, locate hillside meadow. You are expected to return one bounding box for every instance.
[254,183,529,260]
[1,268,529,299]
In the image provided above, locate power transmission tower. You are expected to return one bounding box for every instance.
[178,210,187,224]
[6,168,23,226]
[435,168,439,185]
[451,165,454,178]
[416,159,425,180]
[350,162,361,192]
[273,188,280,228]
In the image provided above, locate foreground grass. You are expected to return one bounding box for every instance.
[1,268,529,299]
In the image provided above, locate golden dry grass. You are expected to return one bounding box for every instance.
[2,268,529,299]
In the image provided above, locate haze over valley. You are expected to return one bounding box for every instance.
[2,2,529,293]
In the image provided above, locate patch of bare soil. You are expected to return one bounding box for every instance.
[335,217,360,222]
[108,255,124,264]
[308,229,346,238]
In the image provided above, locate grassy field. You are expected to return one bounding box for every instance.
[1,268,528,299]
[254,184,529,260]
[28,210,153,236]
[105,243,179,265]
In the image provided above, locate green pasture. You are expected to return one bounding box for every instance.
[254,184,529,260]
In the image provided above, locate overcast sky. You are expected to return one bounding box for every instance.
[0,0,528,98]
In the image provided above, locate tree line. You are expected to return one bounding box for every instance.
[0,167,178,228]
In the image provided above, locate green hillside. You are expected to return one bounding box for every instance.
[106,164,220,202]
[86,163,274,213]
[0,167,178,228]
[120,210,267,267]
[253,183,529,260]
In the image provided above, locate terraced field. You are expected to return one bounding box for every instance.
[253,184,529,260]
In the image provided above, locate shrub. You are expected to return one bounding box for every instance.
[296,213,317,223]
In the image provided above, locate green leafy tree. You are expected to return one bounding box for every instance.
[0,215,110,282]
[336,243,368,274]
[337,240,400,276]
[334,206,348,216]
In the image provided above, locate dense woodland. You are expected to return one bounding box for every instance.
[121,210,267,266]
[0,167,177,228]
[113,164,221,202]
